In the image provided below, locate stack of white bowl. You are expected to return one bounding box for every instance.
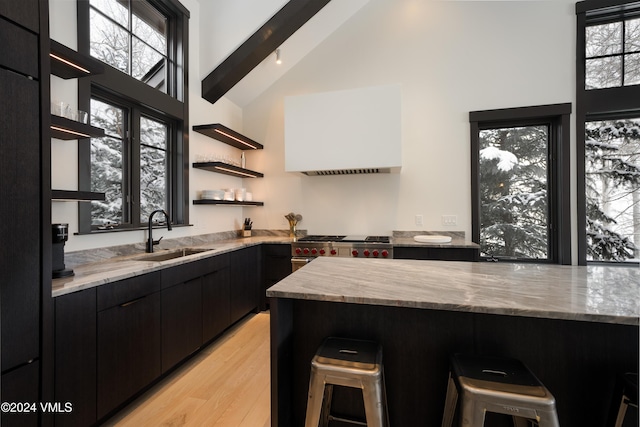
[201,190,224,200]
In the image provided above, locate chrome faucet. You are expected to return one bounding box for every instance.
[147,209,172,253]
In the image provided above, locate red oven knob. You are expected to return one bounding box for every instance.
[303,248,310,255]
[330,249,337,256]
[311,248,318,255]
[372,250,379,257]
[295,248,302,255]
[363,250,370,257]
[319,249,326,255]
[381,250,389,258]
[352,249,359,257]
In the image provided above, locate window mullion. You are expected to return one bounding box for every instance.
[130,108,142,227]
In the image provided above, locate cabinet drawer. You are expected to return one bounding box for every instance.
[0,18,38,78]
[160,258,210,289]
[97,272,161,311]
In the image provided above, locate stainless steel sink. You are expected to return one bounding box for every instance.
[133,248,214,262]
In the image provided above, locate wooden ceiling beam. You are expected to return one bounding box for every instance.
[201,0,331,104]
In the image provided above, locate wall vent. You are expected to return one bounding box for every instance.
[303,168,392,176]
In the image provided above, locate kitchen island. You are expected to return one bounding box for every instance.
[266,258,639,426]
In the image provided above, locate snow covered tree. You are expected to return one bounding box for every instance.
[585,119,640,261]
[479,126,549,259]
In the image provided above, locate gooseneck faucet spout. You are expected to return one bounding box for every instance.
[147,209,172,253]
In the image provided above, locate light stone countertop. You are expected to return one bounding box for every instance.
[266,257,640,325]
[52,236,293,298]
[392,236,479,248]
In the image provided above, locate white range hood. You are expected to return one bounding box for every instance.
[284,84,402,175]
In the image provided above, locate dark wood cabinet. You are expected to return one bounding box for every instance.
[202,255,231,343]
[1,362,40,427]
[229,246,261,324]
[0,59,41,375]
[161,276,203,373]
[0,0,40,33]
[0,17,38,77]
[394,246,479,262]
[0,1,47,423]
[51,244,277,423]
[54,289,97,427]
[262,244,291,310]
[96,273,161,420]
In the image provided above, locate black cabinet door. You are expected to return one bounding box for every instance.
[97,291,161,420]
[394,247,479,262]
[262,244,291,310]
[54,289,97,427]
[0,66,40,372]
[161,277,203,373]
[229,246,260,325]
[0,0,40,33]
[202,264,230,343]
[1,361,39,427]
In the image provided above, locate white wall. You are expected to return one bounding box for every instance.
[50,0,578,258]
[242,0,577,248]
[50,0,249,251]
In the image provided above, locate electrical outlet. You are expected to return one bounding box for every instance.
[442,215,457,226]
[415,214,423,226]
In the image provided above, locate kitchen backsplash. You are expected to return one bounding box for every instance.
[64,229,296,268]
[393,231,465,239]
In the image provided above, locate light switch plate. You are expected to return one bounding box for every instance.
[442,215,457,226]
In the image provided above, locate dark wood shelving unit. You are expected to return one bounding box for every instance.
[192,124,264,207]
[192,162,264,178]
[51,114,105,140]
[52,190,106,202]
[192,200,264,206]
[50,40,104,79]
[192,124,263,150]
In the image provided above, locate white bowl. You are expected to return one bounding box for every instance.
[413,235,452,243]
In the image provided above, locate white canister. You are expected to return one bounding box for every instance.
[245,192,253,202]
[235,188,246,202]
[223,189,234,201]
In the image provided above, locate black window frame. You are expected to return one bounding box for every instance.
[576,0,640,265]
[470,103,572,265]
[76,0,190,234]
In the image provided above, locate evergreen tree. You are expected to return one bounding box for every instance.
[479,126,549,259]
[585,119,640,261]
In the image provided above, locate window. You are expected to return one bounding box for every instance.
[89,95,173,229]
[584,116,640,262]
[77,0,189,233]
[470,104,572,264]
[577,0,640,265]
[585,16,640,89]
[89,0,170,94]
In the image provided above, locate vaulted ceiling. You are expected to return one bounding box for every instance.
[200,0,370,107]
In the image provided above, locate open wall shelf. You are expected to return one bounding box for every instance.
[192,124,263,150]
[52,190,105,202]
[51,114,105,140]
[50,40,104,79]
[192,162,264,178]
[193,200,264,206]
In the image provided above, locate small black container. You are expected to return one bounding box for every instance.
[52,223,74,278]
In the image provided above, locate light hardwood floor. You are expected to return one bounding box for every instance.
[103,312,271,427]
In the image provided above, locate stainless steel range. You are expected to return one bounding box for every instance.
[291,235,393,272]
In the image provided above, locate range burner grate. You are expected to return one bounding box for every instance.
[297,235,346,242]
[365,236,391,243]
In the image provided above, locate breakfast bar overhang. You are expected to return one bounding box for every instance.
[266,258,639,426]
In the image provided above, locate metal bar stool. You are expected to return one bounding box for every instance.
[441,354,560,427]
[610,372,638,427]
[304,337,389,427]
